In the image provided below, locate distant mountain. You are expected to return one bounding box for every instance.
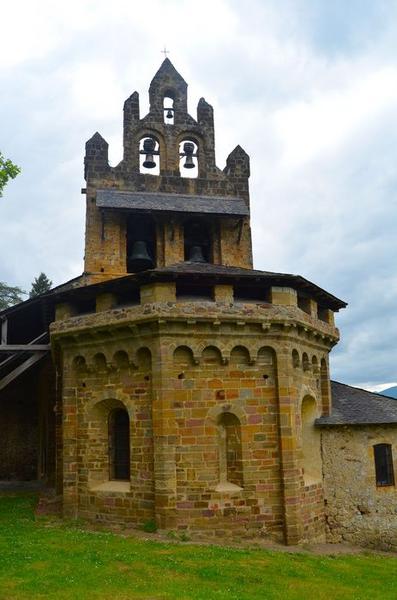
[380,386,397,399]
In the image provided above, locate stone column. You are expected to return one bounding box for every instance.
[62,367,79,518]
[151,336,177,529]
[276,346,303,545]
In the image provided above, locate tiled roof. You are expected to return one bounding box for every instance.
[316,381,397,426]
[96,190,249,217]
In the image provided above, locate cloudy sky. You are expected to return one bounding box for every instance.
[1,0,396,391]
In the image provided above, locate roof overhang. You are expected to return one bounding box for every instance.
[96,190,249,217]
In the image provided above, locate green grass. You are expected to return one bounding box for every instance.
[0,494,396,599]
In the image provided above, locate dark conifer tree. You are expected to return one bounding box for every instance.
[29,272,52,298]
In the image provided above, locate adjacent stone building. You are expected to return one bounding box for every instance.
[1,59,397,548]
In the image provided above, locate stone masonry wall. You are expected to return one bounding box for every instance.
[53,296,336,542]
[322,425,397,550]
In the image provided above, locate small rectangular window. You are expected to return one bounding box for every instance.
[374,444,395,487]
[176,283,213,300]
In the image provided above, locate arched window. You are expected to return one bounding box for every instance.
[163,95,174,124]
[179,139,198,178]
[301,396,321,485]
[139,135,160,174]
[217,413,243,488]
[109,409,130,481]
[184,218,211,263]
[374,444,395,487]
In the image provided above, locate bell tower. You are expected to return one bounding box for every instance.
[83,58,252,284]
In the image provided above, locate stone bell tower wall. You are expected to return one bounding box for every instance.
[82,59,252,284]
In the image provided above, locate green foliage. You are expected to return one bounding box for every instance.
[142,519,158,533]
[0,152,21,197]
[1,493,397,599]
[29,272,52,298]
[0,281,26,311]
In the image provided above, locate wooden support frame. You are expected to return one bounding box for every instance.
[0,345,50,352]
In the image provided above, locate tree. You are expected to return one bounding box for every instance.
[0,282,26,311]
[29,272,52,298]
[0,152,21,197]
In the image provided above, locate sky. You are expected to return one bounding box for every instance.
[1,0,396,391]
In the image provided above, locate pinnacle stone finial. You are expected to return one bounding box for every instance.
[150,58,187,87]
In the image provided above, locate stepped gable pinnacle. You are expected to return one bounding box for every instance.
[150,58,187,87]
[86,131,108,146]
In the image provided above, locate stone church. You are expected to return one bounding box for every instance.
[1,59,397,549]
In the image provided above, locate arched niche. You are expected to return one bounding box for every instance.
[292,349,300,369]
[113,350,130,369]
[179,138,198,178]
[217,412,243,489]
[139,135,160,175]
[136,347,152,370]
[72,355,87,373]
[257,346,276,383]
[93,352,107,371]
[230,345,250,366]
[301,396,322,485]
[126,213,156,273]
[173,346,195,367]
[312,355,319,373]
[202,345,223,366]
[183,217,212,263]
[302,352,310,372]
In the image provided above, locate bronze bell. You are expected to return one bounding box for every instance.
[188,245,206,263]
[142,138,156,169]
[128,241,153,270]
[183,141,195,169]
[166,108,173,119]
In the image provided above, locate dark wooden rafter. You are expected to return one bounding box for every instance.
[0,327,50,392]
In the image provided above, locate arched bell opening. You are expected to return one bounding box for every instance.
[163,93,175,125]
[183,217,212,263]
[139,135,160,175]
[126,214,156,273]
[179,139,198,178]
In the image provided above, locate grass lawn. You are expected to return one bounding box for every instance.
[0,494,396,599]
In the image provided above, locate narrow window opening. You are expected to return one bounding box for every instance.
[374,444,395,487]
[163,96,174,124]
[176,282,214,301]
[218,413,243,489]
[234,285,270,303]
[109,408,130,481]
[317,305,331,323]
[298,295,312,315]
[179,139,198,178]
[139,136,160,175]
[115,287,140,307]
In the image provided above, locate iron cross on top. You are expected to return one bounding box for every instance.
[161,47,170,58]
